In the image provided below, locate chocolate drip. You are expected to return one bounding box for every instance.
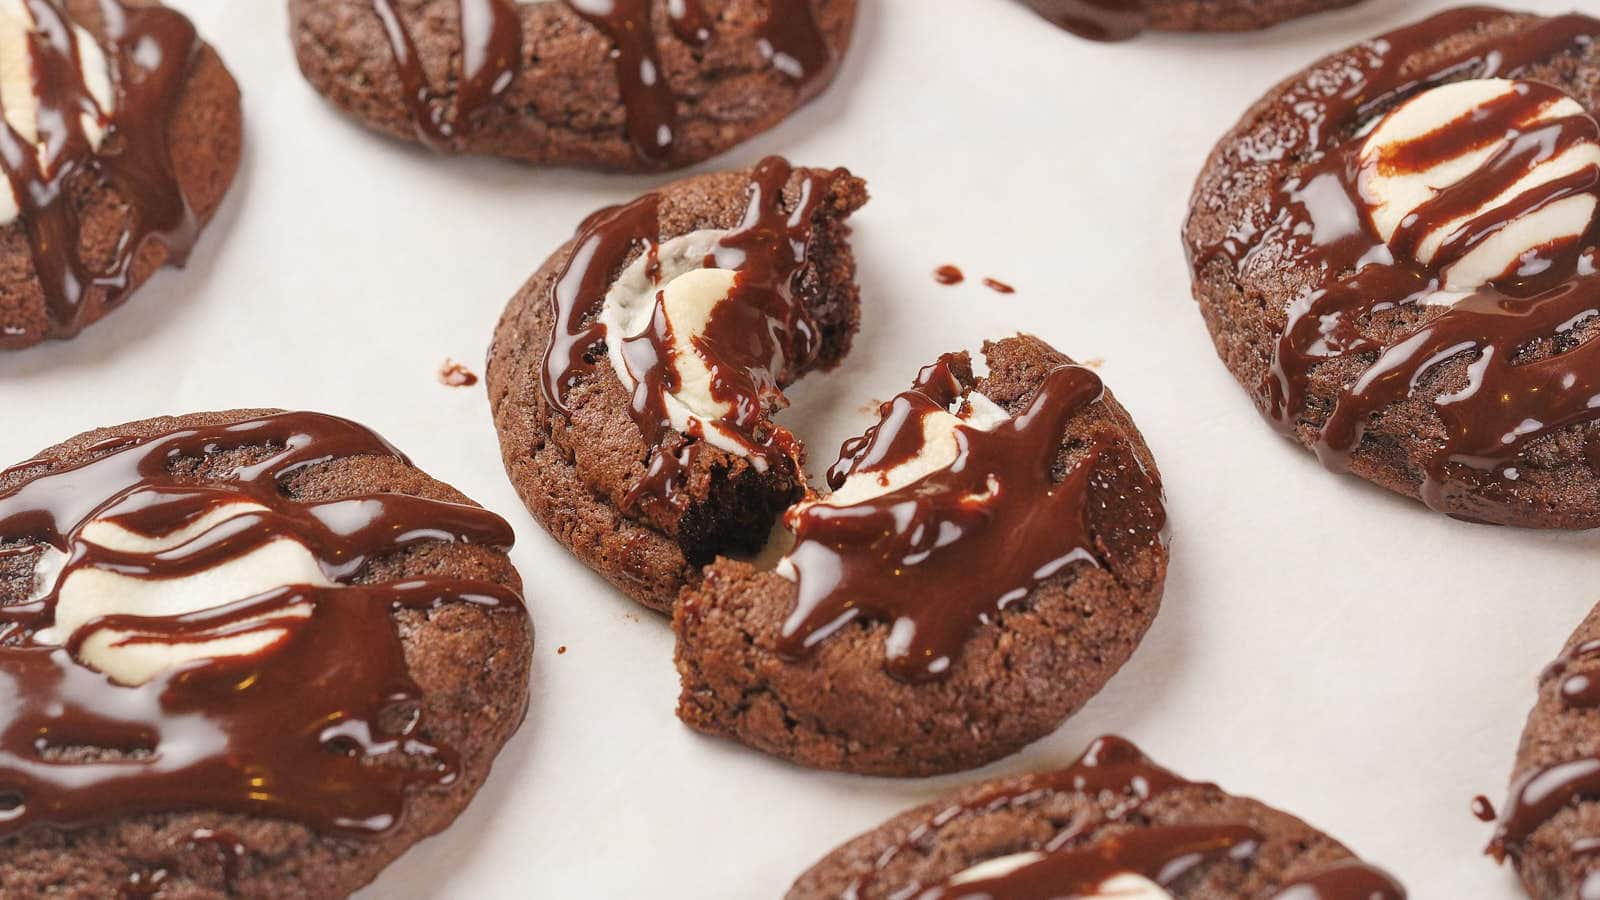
[0,411,523,837]
[1189,10,1600,521]
[542,156,834,515]
[1022,0,1145,42]
[0,1,207,345]
[568,0,835,162]
[1271,860,1407,900]
[370,0,521,150]
[1473,794,1498,822]
[373,0,832,162]
[933,264,964,285]
[927,824,1261,899]
[780,355,1157,682]
[1542,637,1600,709]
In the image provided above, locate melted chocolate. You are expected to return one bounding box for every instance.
[1190,10,1600,522]
[0,1,208,346]
[852,736,1399,899]
[780,355,1159,682]
[1272,860,1407,900]
[982,277,1016,294]
[373,0,833,163]
[0,412,523,837]
[1022,0,1146,42]
[934,264,964,285]
[370,0,521,150]
[439,357,480,387]
[1473,794,1498,823]
[541,156,834,515]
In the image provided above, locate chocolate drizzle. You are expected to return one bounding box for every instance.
[1189,9,1600,522]
[541,156,834,514]
[850,735,1400,899]
[370,0,521,150]
[1022,0,1146,42]
[0,411,523,837]
[372,0,833,162]
[0,1,208,346]
[779,354,1153,683]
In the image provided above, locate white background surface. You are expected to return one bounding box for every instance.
[0,0,1591,896]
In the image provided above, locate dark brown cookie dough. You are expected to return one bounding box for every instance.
[488,158,866,614]
[288,0,856,171]
[0,0,243,351]
[1490,602,1600,898]
[1024,0,1362,40]
[0,409,533,899]
[673,335,1169,777]
[789,735,1406,898]
[1183,8,1600,528]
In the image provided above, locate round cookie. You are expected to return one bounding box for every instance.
[1023,0,1362,41]
[0,410,533,898]
[288,0,855,170]
[1489,602,1600,897]
[674,335,1169,776]
[789,735,1406,899]
[1184,8,1600,528]
[0,0,242,351]
[488,156,867,613]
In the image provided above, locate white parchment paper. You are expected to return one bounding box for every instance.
[2,1,1593,895]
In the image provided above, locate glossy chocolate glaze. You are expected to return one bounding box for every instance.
[1022,0,1145,41]
[372,0,833,162]
[370,0,520,150]
[1190,9,1600,522]
[779,354,1160,683]
[0,1,206,345]
[542,156,834,515]
[0,412,522,837]
[850,736,1400,899]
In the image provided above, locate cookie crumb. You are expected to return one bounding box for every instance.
[933,264,965,285]
[439,359,479,387]
[557,645,568,655]
[1471,795,1496,822]
[1082,357,1105,369]
[981,277,1015,294]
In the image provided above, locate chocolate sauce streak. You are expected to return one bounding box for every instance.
[0,1,207,346]
[1189,10,1600,523]
[370,0,521,150]
[850,736,1401,899]
[541,156,833,515]
[373,0,833,162]
[0,412,523,837]
[779,354,1161,683]
[1022,0,1146,42]
[982,277,1016,295]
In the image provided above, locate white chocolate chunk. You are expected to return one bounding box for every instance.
[601,229,770,461]
[40,501,330,685]
[0,0,116,223]
[821,391,1009,509]
[944,853,1173,898]
[1358,78,1600,291]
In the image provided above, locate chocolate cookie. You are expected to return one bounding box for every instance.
[1489,601,1600,897]
[674,335,1168,776]
[0,0,241,351]
[1184,8,1600,528]
[488,156,866,613]
[789,735,1406,899]
[0,410,533,897]
[289,0,855,170]
[1023,0,1362,41]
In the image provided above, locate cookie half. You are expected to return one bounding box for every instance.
[289,0,855,170]
[674,335,1168,776]
[1023,0,1362,41]
[488,157,866,613]
[1489,601,1600,897]
[1184,8,1600,528]
[0,0,242,350]
[0,410,533,897]
[789,735,1406,899]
